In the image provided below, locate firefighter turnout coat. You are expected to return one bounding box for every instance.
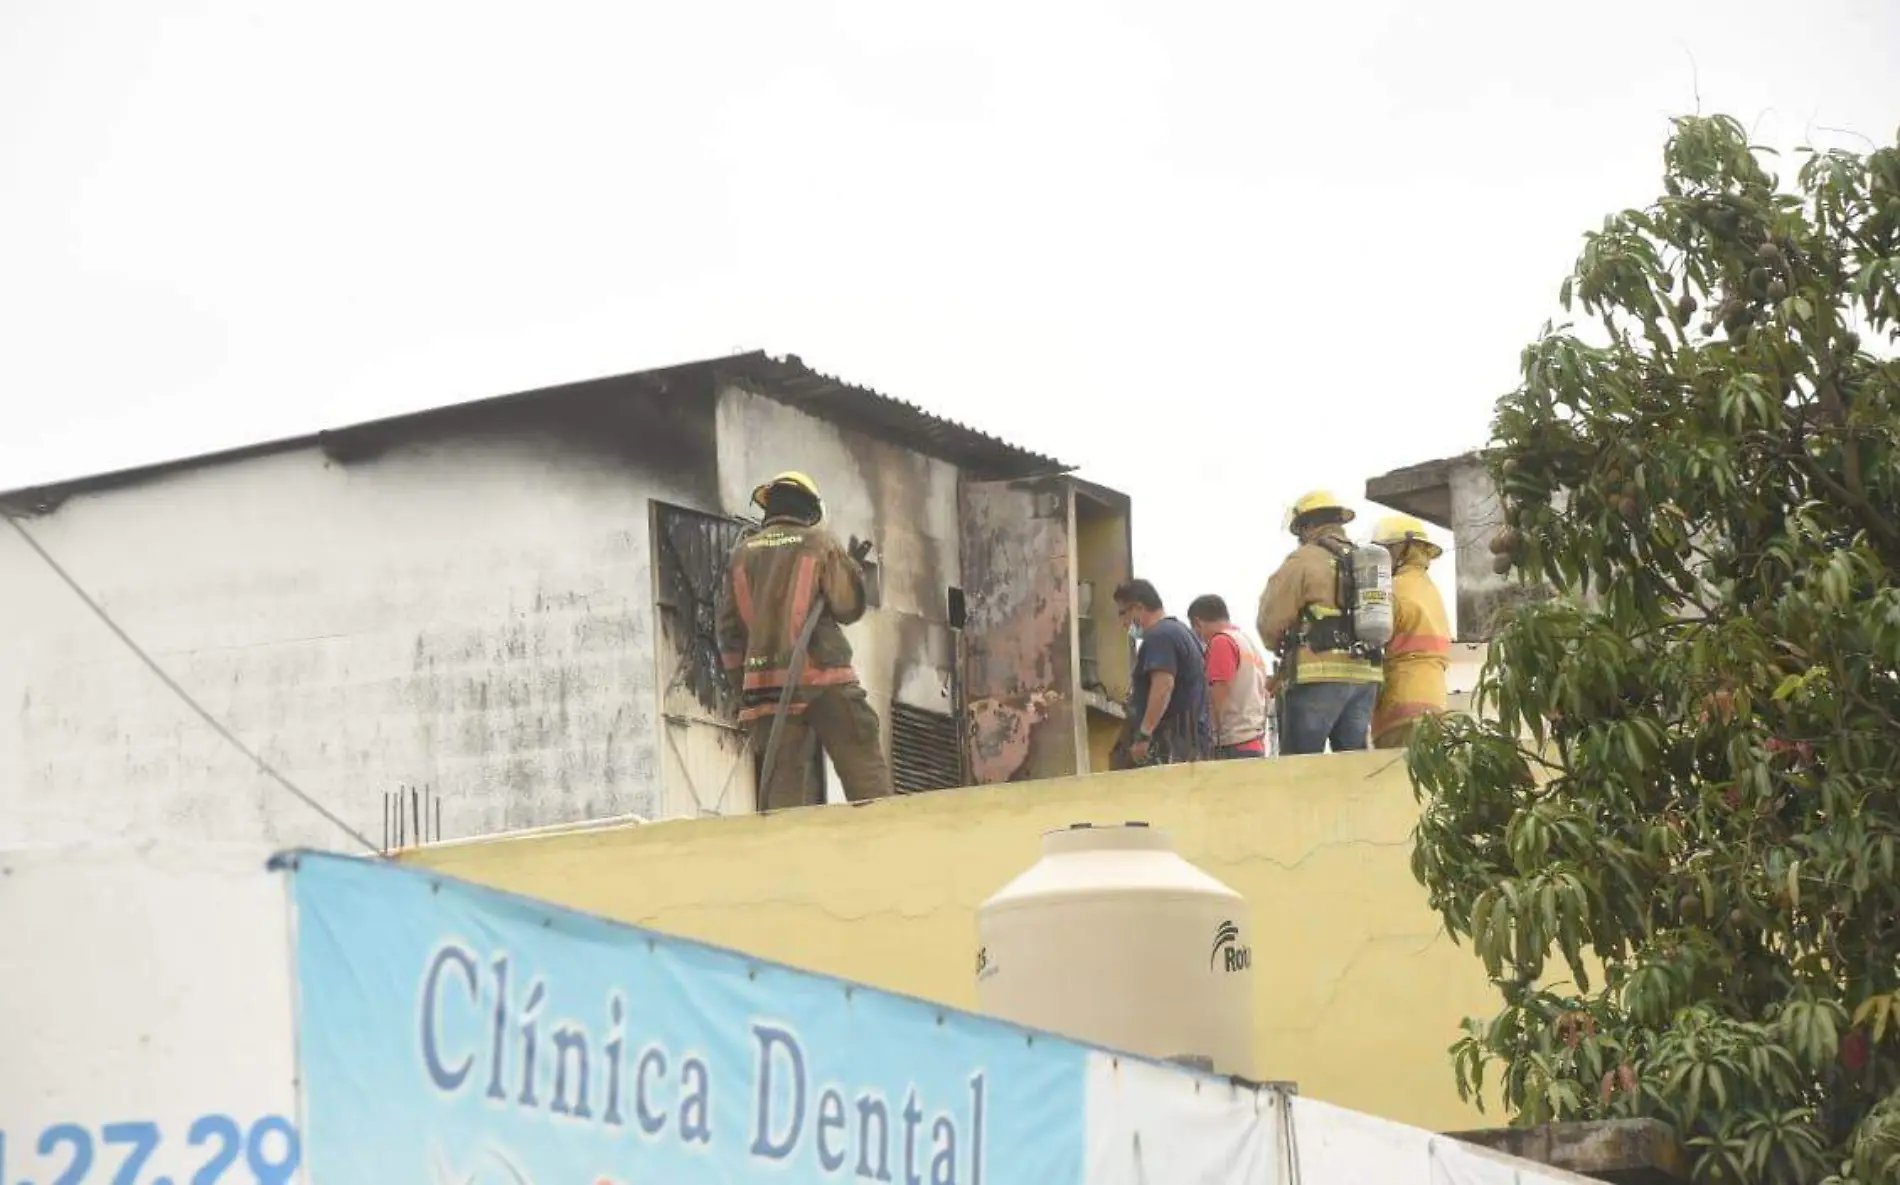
[715,518,868,722]
[1372,555,1451,740]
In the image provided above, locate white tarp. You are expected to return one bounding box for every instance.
[1085,1053,1283,1184]
[1289,1096,1602,1185]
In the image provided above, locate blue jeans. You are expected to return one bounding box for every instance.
[1280,682,1376,755]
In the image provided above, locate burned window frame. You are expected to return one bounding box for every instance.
[650,500,756,721]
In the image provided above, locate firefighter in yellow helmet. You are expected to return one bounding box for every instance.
[1370,514,1451,749]
[1256,490,1383,754]
[715,471,893,811]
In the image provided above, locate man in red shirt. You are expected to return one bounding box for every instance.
[1187,595,1269,758]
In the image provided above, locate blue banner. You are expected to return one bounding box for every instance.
[284,852,1090,1185]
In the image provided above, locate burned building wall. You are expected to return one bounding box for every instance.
[0,378,721,850]
[958,477,1079,783]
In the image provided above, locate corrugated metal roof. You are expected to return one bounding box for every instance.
[0,350,1072,513]
[717,352,1070,480]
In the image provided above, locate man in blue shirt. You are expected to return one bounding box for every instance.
[1112,579,1213,767]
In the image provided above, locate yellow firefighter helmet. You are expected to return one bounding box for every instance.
[1372,513,1444,559]
[1284,489,1355,535]
[751,471,825,520]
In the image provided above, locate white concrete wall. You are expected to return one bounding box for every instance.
[0,842,300,1184]
[1,432,706,850]
[1446,459,1597,641]
[1447,458,1513,640]
[714,384,963,796]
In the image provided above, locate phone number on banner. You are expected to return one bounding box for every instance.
[0,1116,299,1185]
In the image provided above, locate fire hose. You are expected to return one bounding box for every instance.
[755,594,825,800]
[708,598,821,813]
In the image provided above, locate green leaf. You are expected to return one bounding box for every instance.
[1405,112,1900,1185]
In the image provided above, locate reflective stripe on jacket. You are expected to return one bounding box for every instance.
[714,519,867,722]
[1255,526,1382,686]
[1373,559,1450,738]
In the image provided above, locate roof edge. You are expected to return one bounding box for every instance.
[715,352,1073,481]
[1,350,1073,515]
[1364,449,1490,531]
[1,433,320,517]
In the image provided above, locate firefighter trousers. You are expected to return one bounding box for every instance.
[746,682,893,812]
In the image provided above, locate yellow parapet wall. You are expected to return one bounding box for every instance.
[399,751,1498,1131]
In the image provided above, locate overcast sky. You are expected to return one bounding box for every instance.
[3,0,1896,637]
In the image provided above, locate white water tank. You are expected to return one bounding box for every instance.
[975,821,1254,1076]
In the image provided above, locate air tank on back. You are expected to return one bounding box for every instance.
[1351,542,1395,649]
[975,821,1253,1077]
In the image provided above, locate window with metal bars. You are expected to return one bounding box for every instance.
[652,501,753,718]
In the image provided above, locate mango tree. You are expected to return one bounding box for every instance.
[1408,114,1900,1183]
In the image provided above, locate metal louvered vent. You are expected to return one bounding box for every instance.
[889,702,963,794]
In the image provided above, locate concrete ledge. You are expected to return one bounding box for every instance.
[1447,1119,1691,1183]
[1365,452,1479,528]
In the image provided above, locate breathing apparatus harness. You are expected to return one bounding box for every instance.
[1272,532,1386,689]
[1303,535,1384,665]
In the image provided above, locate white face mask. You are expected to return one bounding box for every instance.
[1127,623,1144,642]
